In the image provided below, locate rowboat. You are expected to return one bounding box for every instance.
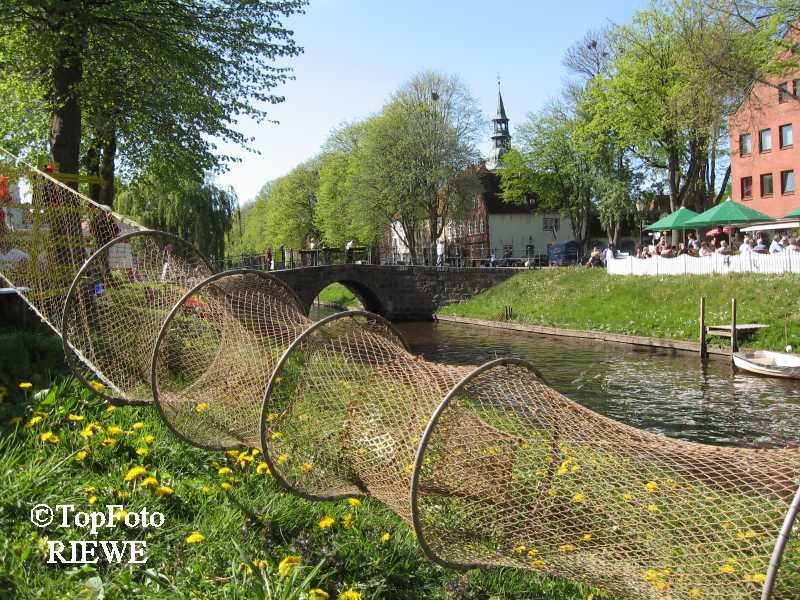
[733,350,800,379]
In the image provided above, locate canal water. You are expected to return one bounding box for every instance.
[311,305,800,448]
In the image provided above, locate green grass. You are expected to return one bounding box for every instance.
[317,284,362,309]
[0,333,599,600]
[438,268,800,349]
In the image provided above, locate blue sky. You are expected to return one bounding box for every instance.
[215,0,645,205]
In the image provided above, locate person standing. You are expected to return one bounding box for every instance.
[436,238,445,267]
[266,248,273,271]
[769,235,784,254]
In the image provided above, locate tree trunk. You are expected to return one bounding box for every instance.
[98,130,117,207]
[50,43,83,185]
[715,165,731,205]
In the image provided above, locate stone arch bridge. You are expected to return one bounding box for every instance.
[272,264,517,321]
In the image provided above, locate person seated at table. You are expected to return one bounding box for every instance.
[739,236,753,253]
[699,242,713,257]
[687,233,700,251]
[676,243,690,256]
[660,245,675,258]
[716,240,732,255]
[788,238,800,252]
[585,247,604,268]
[753,235,769,253]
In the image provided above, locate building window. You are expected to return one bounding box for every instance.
[759,128,772,152]
[782,170,796,195]
[779,82,790,103]
[741,176,753,199]
[760,173,773,197]
[479,220,485,234]
[739,133,752,156]
[780,124,793,148]
[542,216,560,232]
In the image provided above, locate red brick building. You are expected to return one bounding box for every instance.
[729,33,800,218]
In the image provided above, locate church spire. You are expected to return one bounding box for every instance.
[488,78,511,170]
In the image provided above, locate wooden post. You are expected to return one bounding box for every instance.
[731,297,738,367]
[699,296,707,362]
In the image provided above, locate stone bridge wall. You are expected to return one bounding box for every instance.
[272,265,517,321]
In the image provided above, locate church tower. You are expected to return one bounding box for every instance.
[487,80,511,170]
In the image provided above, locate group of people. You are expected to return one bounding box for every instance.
[634,232,800,259]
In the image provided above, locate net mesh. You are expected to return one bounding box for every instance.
[1,151,799,599]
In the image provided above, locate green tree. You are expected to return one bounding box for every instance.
[116,172,237,260]
[348,72,482,262]
[264,160,320,249]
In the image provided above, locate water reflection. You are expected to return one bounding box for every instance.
[309,306,800,447]
[398,321,800,448]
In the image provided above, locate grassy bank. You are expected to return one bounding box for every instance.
[438,269,800,350]
[317,283,362,309]
[0,333,598,599]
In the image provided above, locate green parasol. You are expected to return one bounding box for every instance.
[683,199,774,227]
[784,207,800,219]
[644,206,700,231]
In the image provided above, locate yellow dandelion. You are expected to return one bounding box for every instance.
[88,495,97,505]
[156,485,174,496]
[116,490,129,499]
[226,449,239,458]
[114,509,127,522]
[276,453,289,466]
[405,463,414,474]
[218,467,233,476]
[571,492,586,503]
[201,485,212,495]
[319,515,335,529]
[19,382,33,390]
[343,512,354,529]
[220,482,232,491]
[347,497,361,508]
[513,543,526,554]
[105,404,115,412]
[266,412,279,422]
[186,532,205,544]
[736,529,756,540]
[645,481,659,493]
[88,381,106,392]
[250,447,261,456]
[558,544,576,553]
[26,416,43,428]
[718,563,735,575]
[256,462,271,475]
[39,431,59,444]
[337,591,361,600]
[75,449,89,462]
[381,532,391,543]
[309,589,330,600]
[195,402,209,413]
[690,588,702,599]
[270,431,283,440]
[141,434,155,445]
[745,573,766,584]
[131,422,144,430]
[298,462,313,473]
[141,476,159,489]
[106,425,124,436]
[530,559,546,568]
[67,414,84,422]
[644,569,659,582]
[527,548,538,558]
[101,437,118,447]
[277,555,301,577]
[647,504,659,514]
[124,466,148,482]
[252,558,268,569]
[622,492,634,501]
[136,447,150,457]
[582,533,593,542]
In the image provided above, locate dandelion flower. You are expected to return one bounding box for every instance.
[88,495,97,505]
[250,448,260,456]
[218,467,233,476]
[220,482,232,491]
[157,485,174,496]
[256,462,271,475]
[141,476,159,489]
[136,447,149,457]
[718,563,735,575]
[252,558,268,569]
[114,509,127,522]
[124,466,148,482]
[582,533,593,542]
[88,381,106,392]
[513,544,526,554]
[186,532,205,544]
[105,404,116,412]
[277,555,301,577]
[527,548,538,558]
[101,437,118,447]
[19,382,33,390]
[530,559,546,569]
[337,591,361,600]
[645,481,658,493]
[558,544,576,553]
[347,498,361,508]
[319,515,335,529]
[276,453,289,466]
[226,449,239,458]
[571,492,586,503]
[736,529,756,540]
[405,463,414,474]
[26,416,43,428]
[745,573,766,584]
[647,503,659,514]
[622,492,634,501]
[141,434,155,445]
[132,422,144,430]
[68,414,84,422]
[690,589,702,598]
[309,589,330,600]
[201,485,212,495]
[106,425,124,437]
[75,449,89,462]
[39,431,59,444]
[266,412,279,422]
[195,402,209,413]
[381,532,391,543]
[343,512,353,529]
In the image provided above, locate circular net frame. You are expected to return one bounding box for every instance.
[61,231,213,404]
[151,270,307,450]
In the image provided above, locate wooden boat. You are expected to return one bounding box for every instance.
[733,350,800,379]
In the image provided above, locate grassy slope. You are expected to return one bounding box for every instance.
[438,268,800,350]
[317,284,362,309]
[0,334,597,600]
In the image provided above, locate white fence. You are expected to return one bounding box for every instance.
[607,252,800,276]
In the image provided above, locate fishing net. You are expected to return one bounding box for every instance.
[1,151,799,599]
